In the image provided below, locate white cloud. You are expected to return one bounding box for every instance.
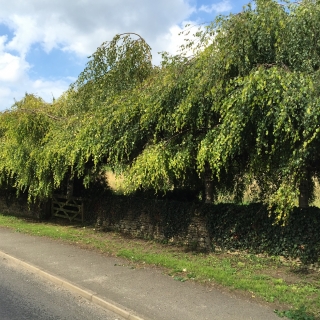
[5,15,42,56]
[30,78,71,101]
[0,35,6,51]
[0,77,70,111]
[154,21,207,62]
[0,0,195,58]
[0,35,30,83]
[199,1,232,14]
[0,32,69,110]
[0,0,200,111]
[0,52,28,82]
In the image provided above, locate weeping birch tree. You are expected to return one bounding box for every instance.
[0,33,154,200]
[1,0,320,222]
[104,0,320,220]
[194,0,320,218]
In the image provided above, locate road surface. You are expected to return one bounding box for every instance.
[0,258,124,320]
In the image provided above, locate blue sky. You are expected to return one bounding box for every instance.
[0,0,250,111]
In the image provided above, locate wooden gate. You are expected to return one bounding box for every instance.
[52,194,83,222]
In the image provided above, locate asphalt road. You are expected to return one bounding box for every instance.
[0,258,124,320]
[0,228,281,320]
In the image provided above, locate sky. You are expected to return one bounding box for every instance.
[0,0,250,111]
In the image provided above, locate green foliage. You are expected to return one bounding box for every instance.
[116,0,320,220]
[193,0,320,218]
[275,306,315,320]
[65,32,153,114]
[205,203,320,264]
[2,1,320,222]
[0,33,154,201]
[0,94,54,200]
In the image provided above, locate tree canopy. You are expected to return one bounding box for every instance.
[1,0,320,221]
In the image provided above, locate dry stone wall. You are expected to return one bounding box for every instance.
[92,196,212,251]
[0,192,45,219]
[1,190,320,263]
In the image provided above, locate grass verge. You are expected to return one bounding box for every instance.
[0,213,319,319]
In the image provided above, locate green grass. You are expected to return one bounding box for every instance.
[0,213,319,319]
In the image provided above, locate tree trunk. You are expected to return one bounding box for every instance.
[298,177,309,208]
[67,176,74,199]
[204,163,214,204]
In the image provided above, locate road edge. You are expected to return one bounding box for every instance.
[0,250,145,320]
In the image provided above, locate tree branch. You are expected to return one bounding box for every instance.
[117,32,153,63]
[257,62,290,72]
[163,127,209,146]
[19,108,63,121]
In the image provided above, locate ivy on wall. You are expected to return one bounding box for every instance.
[94,195,320,263]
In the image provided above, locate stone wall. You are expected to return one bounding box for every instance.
[93,196,212,251]
[0,189,212,251]
[0,192,45,219]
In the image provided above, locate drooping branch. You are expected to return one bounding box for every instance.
[19,108,63,121]
[257,63,290,71]
[163,129,192,146]
[163,127,209,146]
[117,32,152,63]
